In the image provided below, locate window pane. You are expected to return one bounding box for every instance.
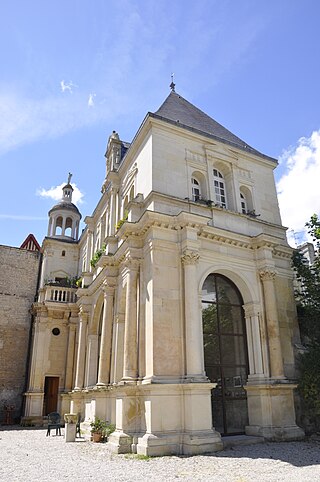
[206,365,221,385]
[219,305,244,334]
[216,277,242,305]
[220,335,247,366]
[223,365,248,390]
[202,275,216,302]
[203,334,220,365]
[202,303,218,334]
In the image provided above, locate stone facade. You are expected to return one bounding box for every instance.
[24,90,304,453]
[0,244,40,423]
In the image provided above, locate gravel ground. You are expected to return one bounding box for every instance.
[0,427,320,481]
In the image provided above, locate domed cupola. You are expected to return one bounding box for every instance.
[47,173,82,240]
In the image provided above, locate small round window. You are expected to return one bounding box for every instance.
[52,327,60,336]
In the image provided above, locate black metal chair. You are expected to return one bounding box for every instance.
[46,412,62,436]
[76,413,81,438]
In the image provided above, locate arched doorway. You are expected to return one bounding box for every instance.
[202,274,249,435]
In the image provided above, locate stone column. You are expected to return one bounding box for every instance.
[85,334,98,387]
[243,303,264,377]
[259,269,285,379]
[65,322,76,391]
[123,259,139,380]
[109,187,118,236]
[86,229,93,272]
[47,217,53,236]
[62,216,66,236]
[39,248,54,288]
[181,249,204,378]
[74,308,88,390]
[97,281,115,385]
[111,313,125,383]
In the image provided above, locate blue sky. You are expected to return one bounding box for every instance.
[1,0,320,248]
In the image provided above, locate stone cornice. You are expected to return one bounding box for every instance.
[117,209,209,240]
[251,233,283,250]
[200,226,252,249]
[273,245,293,259]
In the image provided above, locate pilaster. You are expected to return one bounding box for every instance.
[181,249,205,380]
[122,257,140,381]
[259,268,285,379]
[97,280,115,385]
[74,307,89,390]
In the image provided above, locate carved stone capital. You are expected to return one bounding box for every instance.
[259,268,277,282]
[102,279,116,296]
[79,306,89,322]
[243,302,260,318]
[181,249,200,266]
[123,256,140,271]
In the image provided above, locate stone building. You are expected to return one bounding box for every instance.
[24,88,304,454]
[0,236,41,423]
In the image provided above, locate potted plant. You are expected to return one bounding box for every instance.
[90,417,115,443]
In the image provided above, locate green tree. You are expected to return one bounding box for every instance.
[292,214,320,431]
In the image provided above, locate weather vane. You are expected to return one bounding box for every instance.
[170,72,176,92]
[68,172,72,184]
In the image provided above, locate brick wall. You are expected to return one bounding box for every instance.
[0,245,41,423]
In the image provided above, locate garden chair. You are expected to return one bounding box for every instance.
[76,413,81,438]
[46,412,62,436]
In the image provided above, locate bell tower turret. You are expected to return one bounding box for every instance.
[47,173,82,240]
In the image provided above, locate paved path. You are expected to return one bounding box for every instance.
[0,427,320,481]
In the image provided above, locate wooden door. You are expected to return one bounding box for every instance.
[44,377,59,414]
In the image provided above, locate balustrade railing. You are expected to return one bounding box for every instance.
[39,286,77,303]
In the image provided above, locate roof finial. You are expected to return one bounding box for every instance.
[67,172,72,184]
[170,72,175,92]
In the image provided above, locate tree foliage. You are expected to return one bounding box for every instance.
[292,214,320,429]
[292,214,320,342]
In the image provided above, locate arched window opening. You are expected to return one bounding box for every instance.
[239,186,254,214]
[191,177,201,201]
[213,169,227,208]
[240,193,247,214]
[64,217,73,237]
[55,216,63,236]
[62,250,66,257]
[202,274,249,435]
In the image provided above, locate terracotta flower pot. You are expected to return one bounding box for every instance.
[92,432,102,443]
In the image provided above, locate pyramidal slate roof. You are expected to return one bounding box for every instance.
[152,91,275,162]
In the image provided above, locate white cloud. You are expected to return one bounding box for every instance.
[88,93,96,107]
[37,182,84,205]
[277,130,320,247]
[60,80,76,93]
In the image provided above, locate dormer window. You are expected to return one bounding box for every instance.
[191,177,201,201]
[213,169,227,208]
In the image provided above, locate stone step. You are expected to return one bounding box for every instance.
[222,435,264,449]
